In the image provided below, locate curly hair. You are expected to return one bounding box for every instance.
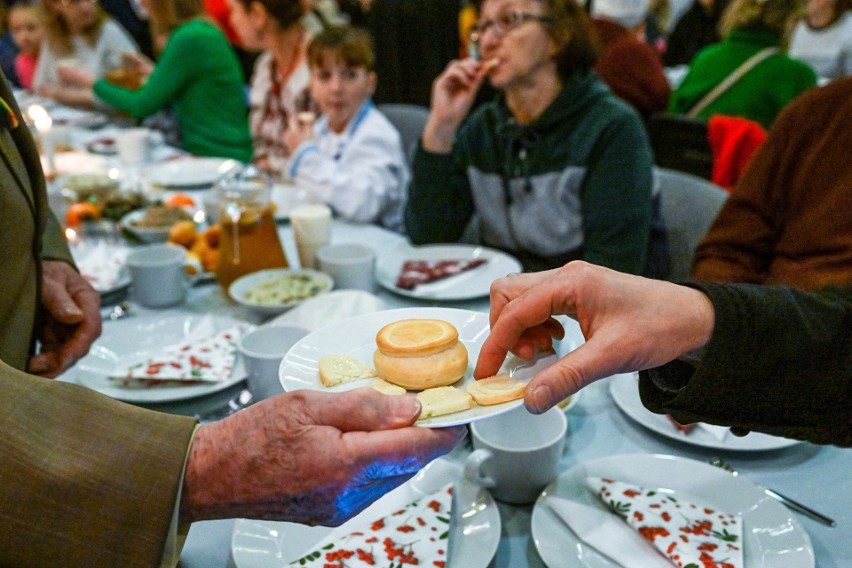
[719,0,804,39]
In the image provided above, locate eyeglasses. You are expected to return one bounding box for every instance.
[470,10,555,45]
[58,0,98,7]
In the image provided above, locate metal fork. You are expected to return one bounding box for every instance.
[710,458,836,527]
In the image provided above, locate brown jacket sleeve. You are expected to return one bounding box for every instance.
[0,360,198,567]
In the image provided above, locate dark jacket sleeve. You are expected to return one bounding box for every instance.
[639,283,852,447]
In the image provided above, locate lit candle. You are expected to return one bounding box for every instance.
[27,105,57,177]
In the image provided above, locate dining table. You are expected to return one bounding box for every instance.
[32,96,850,568]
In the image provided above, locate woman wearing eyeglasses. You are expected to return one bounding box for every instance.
[58,0,253,162]
[405,0,661,276]
[33,0,138,107]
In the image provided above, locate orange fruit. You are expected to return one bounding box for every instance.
[204,224,221,248]
[168,220,197,248]
[200,247,219,271]
[164,193,195,208]
[65,202,102,227]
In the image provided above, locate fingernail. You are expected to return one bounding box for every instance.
[527,385,553,414]
[392,396,421,423]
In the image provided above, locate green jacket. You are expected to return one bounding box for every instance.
[669,26,817,128]
[0,75,73,370]
[94,19,252,162]
[406,71,654,274]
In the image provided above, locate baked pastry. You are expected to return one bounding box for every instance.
[466,374,527,405]
[416,386,473,418]
[373,319,468,390]
[318,354,377,387]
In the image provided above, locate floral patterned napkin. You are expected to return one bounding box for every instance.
[287,483,453,567]
[587,477,743,568]
[109,316,249,388]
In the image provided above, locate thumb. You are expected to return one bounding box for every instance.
[310,388,424,432]
[43,282,84,324]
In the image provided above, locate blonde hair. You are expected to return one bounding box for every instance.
[719,0,803,39]
[42,0,106,55]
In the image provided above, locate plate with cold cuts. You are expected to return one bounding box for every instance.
[375,243,522,300]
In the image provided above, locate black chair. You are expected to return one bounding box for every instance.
[647,114,714,181]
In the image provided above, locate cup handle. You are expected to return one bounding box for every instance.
[463,448,497,489]
[184,256,203,287]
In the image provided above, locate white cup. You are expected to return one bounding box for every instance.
[465,405,567,504]
[290,204,332,269]
[317,243,375,291]
[115,127,151,164]
[239,325,309,400]
[127,244,200,308]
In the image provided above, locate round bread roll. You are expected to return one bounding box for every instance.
[373,319,468,390]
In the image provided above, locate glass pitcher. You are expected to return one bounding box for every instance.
[215,165,288,290]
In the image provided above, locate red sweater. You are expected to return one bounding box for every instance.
[692,77,852,291]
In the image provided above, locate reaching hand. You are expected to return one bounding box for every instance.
[474,262,715,414]
[421,59,492,153]
[28,260,102,378]
[56,65,96,90]
[181,388,465,525]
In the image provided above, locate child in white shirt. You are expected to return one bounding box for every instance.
[285,25,409,233]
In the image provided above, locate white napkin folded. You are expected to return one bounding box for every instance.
[73,241,129,293]
[269,290,384,332]
[287,483,453,567]
[109,315,250,387]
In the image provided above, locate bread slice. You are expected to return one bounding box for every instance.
[416,386,473,419]
[318,354,377,387]
[368,379,407,396]
[467,374,527,405]
[376,319,459,358]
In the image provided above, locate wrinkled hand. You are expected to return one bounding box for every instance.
[56,66,95,89]
[474,262,715,414]
[421,59,491,153]
[180,388,465,525]
[28,260,102,377]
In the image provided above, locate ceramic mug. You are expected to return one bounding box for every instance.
[239,325,309,400]
[290,204,332,269]
[127,244,200,308]
[317,243,376,292]
[465,405,567,504]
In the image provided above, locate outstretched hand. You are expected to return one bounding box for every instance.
[28,260,102,378]
[181,388,465,525]
[474,262,716,414]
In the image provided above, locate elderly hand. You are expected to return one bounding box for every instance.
[27,260,102,378]
[56,65,96,89]
[474,262,715,414]
[421,58,491,153]
[180,388,465,525]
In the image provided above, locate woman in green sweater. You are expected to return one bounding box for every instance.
[669,0,817,128]
[58,0,252,162]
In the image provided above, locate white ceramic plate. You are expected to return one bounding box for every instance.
[609,373,802,451]
[228,268,334,317]
[279,307,547,427]
[531,453,815,568]
[75,314,248,402]
[375,243,522,300]
[231,457,501,568]
[142,157,241,189]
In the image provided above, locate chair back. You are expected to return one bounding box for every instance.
[648,114,713,180]
[655,167,728,281]
[377,103,431,166]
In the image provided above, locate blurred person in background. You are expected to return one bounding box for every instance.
[34,0,139,107]
[663,0,729,66]
[8,1,44,90]
[227,0,318,175]
[669,0,817,128]
[591,0,671,120]
[58,0,253,161]
[99,0,154,58]
[407,0,663,275]
[0,2,20,87]
[789,0,852,81]
[284,25,409,232]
